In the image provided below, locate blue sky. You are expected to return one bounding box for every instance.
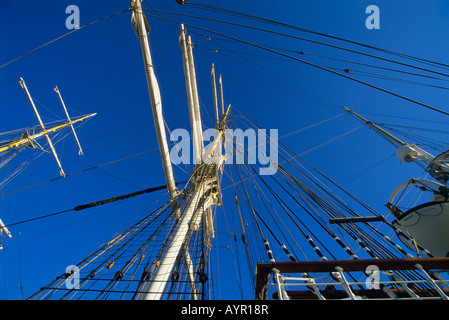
[1,0,449,300]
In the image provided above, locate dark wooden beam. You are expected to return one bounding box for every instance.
[329,216,386,224]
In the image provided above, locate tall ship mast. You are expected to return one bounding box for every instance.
[1,1,449,301]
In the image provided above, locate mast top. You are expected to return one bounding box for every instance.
[344,106,449,183]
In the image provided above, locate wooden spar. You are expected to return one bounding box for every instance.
[179,24,202,164]
[0,114,95,154]
[54,86,84,155]
[329,216,386,224]
[187,34,204,158]
[219,74,224,117]
[133,0,229,300]
[343,106,406,147]
[211,64,220,129]
[131,0,177,200]
[133,0,197,300]
[0,218,12,250]
[344,106,441,169]
[19,77,65,177]
[0,219,12,239]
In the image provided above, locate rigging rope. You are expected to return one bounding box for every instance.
[0,9,131,70]
[181,0,449,71]
[4,183,177,228]
[144,8,449,80]
[234,112,423,263]
[0,148,160,198]
[143,11,449,117]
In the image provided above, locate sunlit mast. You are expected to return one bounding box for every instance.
[344,106,449,184]
[131,0,226,299]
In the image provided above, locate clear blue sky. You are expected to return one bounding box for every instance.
[1,0,449,300]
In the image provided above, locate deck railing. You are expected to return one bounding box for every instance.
[255,257,449,300]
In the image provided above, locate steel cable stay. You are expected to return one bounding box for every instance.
[300,154,434,258]
[229,115,386,250]
[215,116,346,289]
[142,8,449,81]
[184,33,339,112]
[276,141,411,252]
[221,124,266,294]
[245,175,307,262]
[192,22,445,134]
[226,145,341,294]
[280,145,438,262]
[191,43,449,92]
[227,167,257,284]
[226,119,352,252]
[292,51,449,82]
[229,115,448,298]
[142,12,449,117]
[271,168,374,266]
[221,192,246,299]
[339,153,396,186]
[145,9,449,104]
[238,114,381,220]
[19,192,180,299]
[231,171,351,292]
[234,167,267,267]
[237,166,302,263]
[29,200,173,299]
[237,114,372,225]
[226,135,376,296]
[186,37,449,85]
[28,109,448,300]
[339,69,449,91]
[40,181,205,300]
[180,0,449,71]
[0,144,184,199]
[3,181,183,229]
[376,124,449,153]
[228,119,320,258]
[0,8,131,70]
[91,202,179,301]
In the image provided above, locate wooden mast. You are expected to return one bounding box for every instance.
[132,1,227,299]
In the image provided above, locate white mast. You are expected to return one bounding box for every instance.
[219,74,225,117]
[19,77,65,177]
[211,64,220,128]
[54,86,84,155]
[132,0,194,299]
[131,1,177,201]
[132,1,226,299]
[187,34,204,157]
[179,24,203,164]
